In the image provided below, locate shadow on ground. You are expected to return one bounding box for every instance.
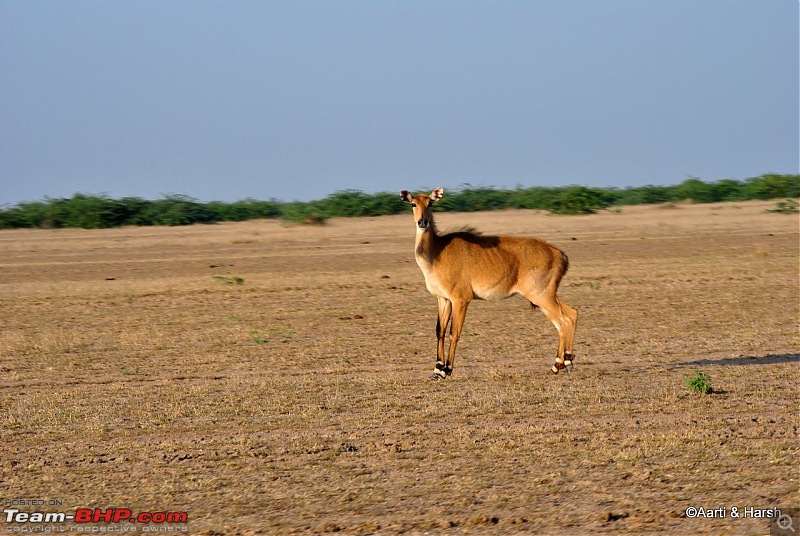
[677,353,800,367]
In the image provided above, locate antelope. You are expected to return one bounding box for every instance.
[400,188,578,379]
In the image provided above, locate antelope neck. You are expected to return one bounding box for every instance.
[414,222,441,261]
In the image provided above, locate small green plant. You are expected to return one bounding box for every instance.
[766,199,799,214]
[249,329,269,345]
[212,275,244,285]
[249,326,293,345]
[685,370,713,394]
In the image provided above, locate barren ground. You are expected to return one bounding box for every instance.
[1,200,798,535]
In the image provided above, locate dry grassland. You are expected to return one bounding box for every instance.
[1,200,798,535]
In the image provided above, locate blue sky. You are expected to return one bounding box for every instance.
[1,0,797,204]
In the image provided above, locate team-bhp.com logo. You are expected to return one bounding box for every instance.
[4,507,188,527]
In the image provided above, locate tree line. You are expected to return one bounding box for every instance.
[0,173,797,229]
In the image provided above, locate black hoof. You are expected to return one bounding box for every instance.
[431,362,453,380]
[431,369,447,381]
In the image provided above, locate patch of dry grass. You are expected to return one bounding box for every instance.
[1,200,798,534]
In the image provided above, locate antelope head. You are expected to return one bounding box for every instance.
[400,188,443,232]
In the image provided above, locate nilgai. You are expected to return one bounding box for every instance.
[401,188,578,379]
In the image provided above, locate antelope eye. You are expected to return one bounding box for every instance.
[411,203,417,207]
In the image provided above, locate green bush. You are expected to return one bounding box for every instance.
[0,174,796,229]
[624,185,673,205]
[744,174,800,200]
[511,187,562,210]
[767,199,799,214]
[439,187,516,212]
[710,179,748,202]
[207,199,284,221]
[685,370,713,394]
[674,178,725,203]
[281,202,328,225]
[548,186,614,215]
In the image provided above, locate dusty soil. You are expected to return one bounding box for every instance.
[1,200,798,535]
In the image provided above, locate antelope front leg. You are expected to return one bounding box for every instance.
[444,299,470,377]
[432,297,452,380]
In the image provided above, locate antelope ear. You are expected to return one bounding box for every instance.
[400,190,414,203]
[430,187,444,202]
